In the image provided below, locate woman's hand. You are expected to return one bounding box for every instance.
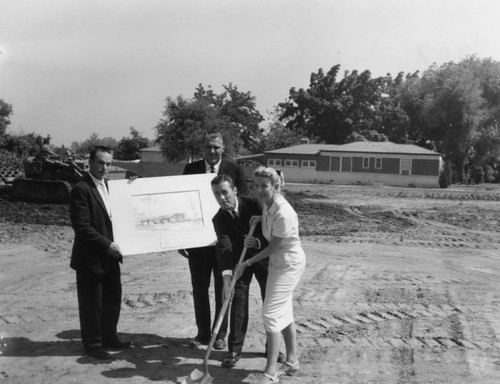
[249,215,262,228]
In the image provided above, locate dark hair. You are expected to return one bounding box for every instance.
[89,146,113,161]
[210,174,235,188]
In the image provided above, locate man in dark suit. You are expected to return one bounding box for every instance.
[210,174,268,367]
[180,132,248,349]
[70,146,133,360]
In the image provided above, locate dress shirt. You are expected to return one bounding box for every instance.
[89,172,112,219]
[205,160,221,174]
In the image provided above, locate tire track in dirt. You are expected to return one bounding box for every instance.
[294,305,500,352]
[291,248,500,383]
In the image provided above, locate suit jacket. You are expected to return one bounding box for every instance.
[69,173,116,271]
[182,157,248,195]
[212,195,268,272]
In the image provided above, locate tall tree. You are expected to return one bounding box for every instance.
[155,84,264,162]
[377,72,411,143]
[155,96,233,162]
[279,65,391,144]
[403,57,500,183]
[194,83,265,153]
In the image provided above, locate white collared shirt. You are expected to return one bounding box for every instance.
[89,172,112,219]
[205,160,221,174]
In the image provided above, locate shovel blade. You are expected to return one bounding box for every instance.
[181,368,213,384]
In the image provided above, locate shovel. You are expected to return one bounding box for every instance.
[182,222,257,384]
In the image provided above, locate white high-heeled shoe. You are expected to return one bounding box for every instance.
[277,360,300,377]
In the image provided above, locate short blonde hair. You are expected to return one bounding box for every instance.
[253,166,284,188]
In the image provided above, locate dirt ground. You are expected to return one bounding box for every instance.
[1,182,500,383]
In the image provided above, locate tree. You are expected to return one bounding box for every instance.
[278,65,394,144]
[254,120,306,153]
[377,72,411,143]
[155,84,264,162]
[114,127,149,160]
[0,99,13,146]
[3,132,51,158]
[155,96,231,162]
[251,106,310,153]
[345,130,388,143]
[71,133,118,156]
[194,83,265,153]
[402,57,500,183]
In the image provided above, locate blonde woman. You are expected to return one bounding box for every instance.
[234,166,306,384]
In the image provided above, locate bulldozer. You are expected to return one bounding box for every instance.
[10,153,87,203]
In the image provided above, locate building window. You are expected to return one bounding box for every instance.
[330,156,341,171]
[375,158,382,169]
[302,160,316,168]
[341,157,352,172]
[284,159,299,167]
[400,158,411,175]
[362,157,370,169]
[268,158,282,167]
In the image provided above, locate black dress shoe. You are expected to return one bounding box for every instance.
[221,352,240,367]
[189,337,209,348]
[102,340,134,350]
[85,347,113,360]
[213,338,226,350]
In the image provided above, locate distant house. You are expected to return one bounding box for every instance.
[257,141,442,188]
[122,147,187,177]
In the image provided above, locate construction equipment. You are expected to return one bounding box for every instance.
[10,154,86,203]
[183,223,257,384]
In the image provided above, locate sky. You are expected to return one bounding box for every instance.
[2,0,500,147]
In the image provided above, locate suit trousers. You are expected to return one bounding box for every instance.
[229,261,268,354]
[188,246,227,342]
[76,263,121,349]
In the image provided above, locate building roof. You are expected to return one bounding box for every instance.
[324,141,440,155]
[264,141,440,156]
[264,144,342,155]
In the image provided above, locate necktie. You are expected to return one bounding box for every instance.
[210,166,216,173]
[231,209,240,221]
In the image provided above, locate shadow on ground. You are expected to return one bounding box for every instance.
[1,330,260,383]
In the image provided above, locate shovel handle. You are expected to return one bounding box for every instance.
[203,222,258,364]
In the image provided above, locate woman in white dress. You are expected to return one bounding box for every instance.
[235,166,306,384]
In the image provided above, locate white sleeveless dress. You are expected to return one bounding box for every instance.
[261,195,306,332]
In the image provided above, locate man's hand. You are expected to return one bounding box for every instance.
[108,242,123,263]
[244,235,259,249]
[178,249,189,258]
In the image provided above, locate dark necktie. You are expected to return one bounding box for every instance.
[231,209,240,221]
[210,166,216,173]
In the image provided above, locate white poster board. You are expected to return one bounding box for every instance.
[108,173,219,256]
